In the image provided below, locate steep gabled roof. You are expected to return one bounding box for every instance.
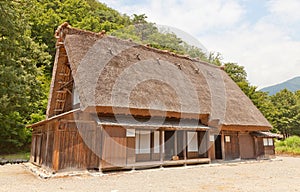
[47,23,272,129]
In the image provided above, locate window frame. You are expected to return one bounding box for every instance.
[187,131,198,152]
[263,138,274,146]
[135,130,151,154]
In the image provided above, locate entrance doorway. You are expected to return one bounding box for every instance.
[164,131,185,160]
[214,135,222,159]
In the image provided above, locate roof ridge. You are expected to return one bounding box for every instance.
[55,22,106,41]
[55,23,222,70]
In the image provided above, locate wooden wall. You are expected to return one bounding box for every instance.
[239,133,255,159]
[223,131,240,160]
[101,126,127,169]
[56,121,100,170]
[31,112,212,172]
[31,122,55,168]
[253,137,275,158]
[31,120,102,171]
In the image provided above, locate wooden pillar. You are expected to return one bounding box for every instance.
[150,131,154,160]
[221,131,225,160]
[208,131,215,160]
[183,131,187,163]
[207,132,210,159]
[174,131,178,157]
[98,124,103,172]
[126,129,136,168]
[52,121,60,172]
[44,124,50,165]
[30,135,35,162]
[159,130,164,164]
[237,132,241,159]
[254,137,258,158]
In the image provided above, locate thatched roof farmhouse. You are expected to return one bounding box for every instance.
[29,23,275,172]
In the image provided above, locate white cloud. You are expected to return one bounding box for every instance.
[201,18,300,88]
[99,0,300,88]
[101,0,245,34]
[267,0,300,23]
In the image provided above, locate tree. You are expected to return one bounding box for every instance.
[0,0,50,153]
[223,63,276,127]
[133,14,147,24]
[207,52,222,66]
[269,89,299,138]
[224,63,254,96]
[29,0,131,76]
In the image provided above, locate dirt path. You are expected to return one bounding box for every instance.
[0,156,299,192]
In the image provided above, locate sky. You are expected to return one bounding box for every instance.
[99,0,300,88]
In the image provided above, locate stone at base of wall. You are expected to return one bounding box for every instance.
[0,158,28,165]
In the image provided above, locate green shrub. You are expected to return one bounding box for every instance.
[275,136,300,155]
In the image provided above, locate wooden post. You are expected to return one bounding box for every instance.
[183,131,187,164]
[98,124,103,173]
[159,130,164,166]
[206,131,210,160]
[44,124,50,165]
[254,137,258,158]
[237,132,241,159]
[221,131,225,160]
[150,131,154,160]
[30,135,36,162]
[174,131,178,157]
[52,121,60,172]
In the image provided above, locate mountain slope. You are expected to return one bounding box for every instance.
[261,76,300,95]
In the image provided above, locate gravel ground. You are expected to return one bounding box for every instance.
[0,156,299,192]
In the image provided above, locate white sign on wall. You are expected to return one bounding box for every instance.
[126,129,135,137]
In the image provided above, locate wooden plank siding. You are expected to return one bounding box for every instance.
[239,133,255,159]
[101,126,127,169]
[126,137,135,165]
[30,111,213,172]
[223,131,240,160]
[57,121,100,171]
[30,112,102,171]
[254,137,275,158]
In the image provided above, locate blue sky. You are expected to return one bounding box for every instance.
[99,0,300,88]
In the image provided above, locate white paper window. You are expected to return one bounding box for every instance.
[263,138,268,146]
[268,138,273,146]
[126,129,135,137]
[225,136,231,143]
[135,130,151,154]
[209,135,215,142]
[153,131,160,153]
[187,132,198,152]
[72,87,80,105]
[135,132,140,154]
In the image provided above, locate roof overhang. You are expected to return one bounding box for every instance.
[251,131,283,138]
[27,109,81,128]
[97,116,212,131]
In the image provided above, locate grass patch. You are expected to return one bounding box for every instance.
[275,136,300,155]
[0,152,30,160]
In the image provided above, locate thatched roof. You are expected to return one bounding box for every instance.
[47,23,271,130]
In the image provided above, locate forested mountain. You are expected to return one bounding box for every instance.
[0,0,299,153]
[261,76,300,95]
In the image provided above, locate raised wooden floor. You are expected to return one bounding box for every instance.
[123,158,211,170]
